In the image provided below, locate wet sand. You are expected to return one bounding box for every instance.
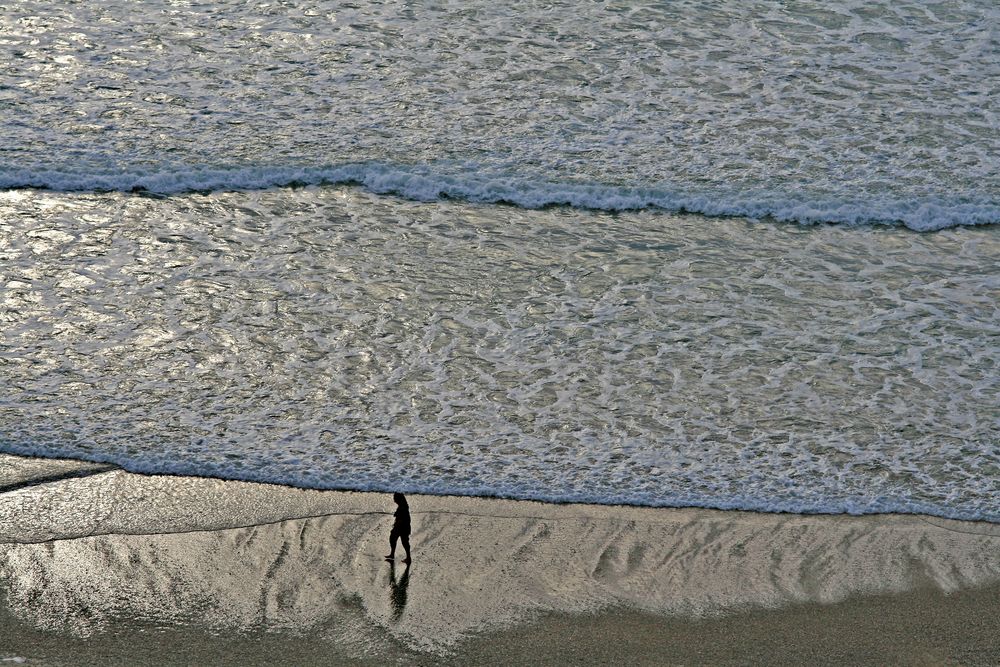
[2,453,1000,665]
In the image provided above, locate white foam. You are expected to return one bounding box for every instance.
[2,163,998,231]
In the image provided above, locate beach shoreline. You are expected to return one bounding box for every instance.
[3,452,1000,665]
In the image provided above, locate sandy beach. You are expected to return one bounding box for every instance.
[3,452,1000,665]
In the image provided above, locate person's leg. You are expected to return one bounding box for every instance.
[401,534,411,563]
[386,529,399,560]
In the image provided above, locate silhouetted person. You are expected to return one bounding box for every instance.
[389,560,410,623]
[385,492,411,563]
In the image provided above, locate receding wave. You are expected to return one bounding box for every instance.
[2,442,999,524]
[3,163,998,232]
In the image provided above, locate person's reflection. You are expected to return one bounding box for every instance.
[389,560,410,623]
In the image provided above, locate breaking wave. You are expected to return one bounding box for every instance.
[3,163,998,232]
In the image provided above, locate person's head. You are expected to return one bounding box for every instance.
[393,492,407,506]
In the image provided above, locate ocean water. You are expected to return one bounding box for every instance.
[1,1,997,519]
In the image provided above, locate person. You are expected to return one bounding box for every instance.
[385,492,412,563]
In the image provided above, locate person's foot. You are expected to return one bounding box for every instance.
[385,555,394,561]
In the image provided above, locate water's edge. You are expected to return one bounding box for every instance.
[4,449,999,527]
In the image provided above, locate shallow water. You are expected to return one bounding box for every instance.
[1,0,998,519]
[2,187,997,518]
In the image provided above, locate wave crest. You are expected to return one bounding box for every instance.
[2,163,997,231]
